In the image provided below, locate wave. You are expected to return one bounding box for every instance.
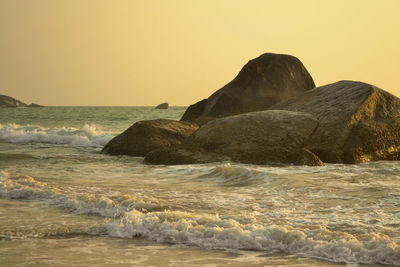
[196,163,271,187]
[107,209,400,266]
[0,123,114,147]
[1,171,399,266]
[148,163,272,187]
[0,171,157,217]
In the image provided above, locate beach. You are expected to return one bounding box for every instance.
[0,106,399,266]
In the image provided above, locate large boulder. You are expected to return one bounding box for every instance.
[270,80,400,163]
[181,53,315,125]
[101,119,199,156]
[0,94,27,107]
[146,110,323,166]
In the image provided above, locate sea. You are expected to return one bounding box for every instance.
[0,106,399,267]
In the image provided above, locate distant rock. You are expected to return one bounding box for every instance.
[0,94,28,107]
[145,110,324,166]
[28,103,44,107]
[101,119,198,156]
[155,102,169,109]
[270,80,400,163]
[181,53,315,125]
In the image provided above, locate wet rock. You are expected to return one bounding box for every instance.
[144,147,230,165]
[102,119,198,156]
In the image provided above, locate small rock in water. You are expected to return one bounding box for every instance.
[28,103,44,107]
[155,102,168,109]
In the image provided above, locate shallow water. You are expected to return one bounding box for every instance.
[0,107,399,266]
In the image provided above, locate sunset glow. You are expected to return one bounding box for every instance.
[1,0,399,106]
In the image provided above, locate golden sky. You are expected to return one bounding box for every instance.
[1,0,399,106]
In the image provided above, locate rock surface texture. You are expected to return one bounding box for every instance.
[145,147,230,165]
[181,53,315,125]
[145,110,324,166]
[101,119,198,156]
[155,103,169,109]
[271,80,400,163]
[0,94,28,107]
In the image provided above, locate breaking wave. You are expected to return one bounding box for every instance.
[0,171,156,217]
[0,123,114,147]
[108,209,400,266]
[196,163,271,186]
[0,170,399,266]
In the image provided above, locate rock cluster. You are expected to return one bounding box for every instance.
[0,94,44,107]
[102,53,400,166]
[145,110,323,166]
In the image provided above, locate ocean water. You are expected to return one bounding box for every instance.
[0,106,399,267]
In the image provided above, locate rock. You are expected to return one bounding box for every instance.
[101,119,198,156]
[146,110,323,166]
[145,146,322,166]
[155,102,169,109]
[28,103,44,107]
[181,53,315,125]
[144,147,230,165]
[270,80,400,163]
[0,94,27,107]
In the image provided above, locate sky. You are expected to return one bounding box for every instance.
[0,0,399,106]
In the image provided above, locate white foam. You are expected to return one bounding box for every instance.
[107,209,400,266]
[0,123,114,147]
